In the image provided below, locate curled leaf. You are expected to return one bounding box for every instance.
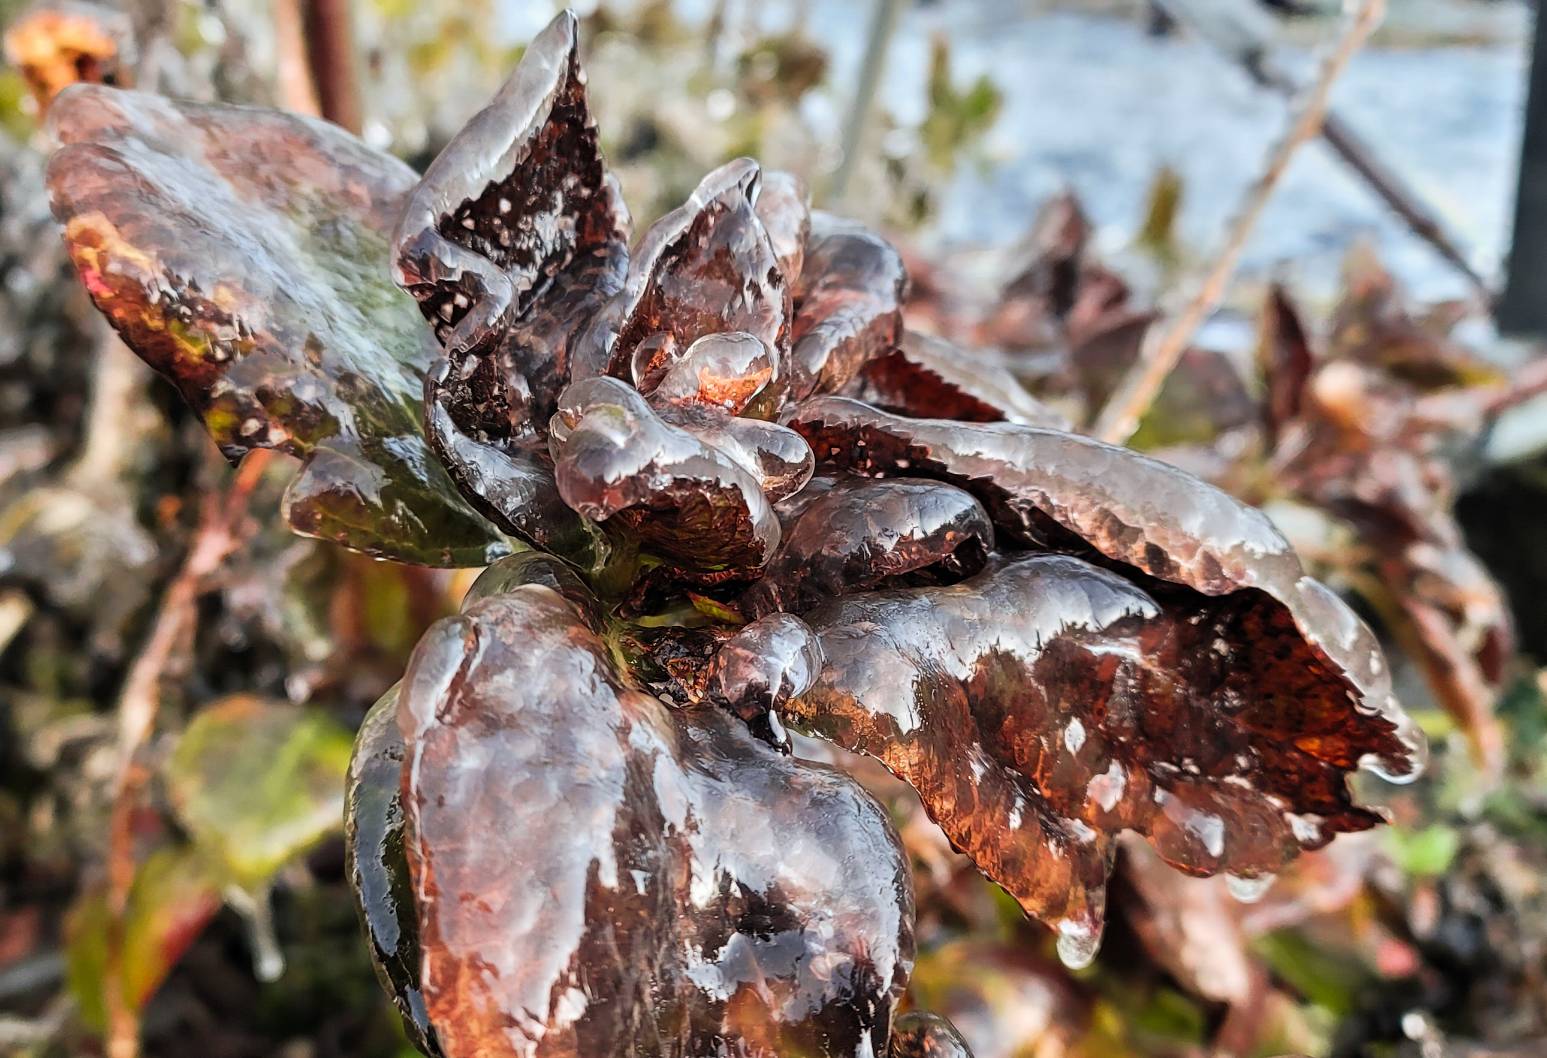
[787,396,1424,783]
[550,375,803,571]
[745,476,994,615]
[389,581,916,1058]
[45,84,504,564]
[706,611,825,751]
[852,331,1070,428]
[583,158,790,380]
[753,170,811,289]
[423,363,594,561]
[786,554,1412,962]
[393,9,629,420]
[787,212,907,400]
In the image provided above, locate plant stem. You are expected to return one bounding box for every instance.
[1093,0,1386,446]
[103,449,272,1058]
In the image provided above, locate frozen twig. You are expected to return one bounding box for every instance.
[1093,0,1387,445]
[102,449,273,1058]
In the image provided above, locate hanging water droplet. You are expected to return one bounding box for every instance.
[1226,872,1275,904]
[1055,917,1101,970]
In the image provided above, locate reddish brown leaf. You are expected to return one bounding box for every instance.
[785,554,1411,964]
[581,158,791,381]
[744,476,994,615]
[852,331,1070,428]
[550,376,808,571]
[754,170,811,289]
[787,212,907,400]
[393,580,917,1058]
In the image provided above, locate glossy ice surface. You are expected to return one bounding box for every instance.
[395,583,914,1058]
[48,9,1426,1056]
[44,85,503,564]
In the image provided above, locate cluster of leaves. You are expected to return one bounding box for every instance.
[8,1,1547,1057]
[29,8,1436,1058]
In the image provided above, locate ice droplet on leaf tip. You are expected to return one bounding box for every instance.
[1226,872,1275,903]
[1055,917,1101,970]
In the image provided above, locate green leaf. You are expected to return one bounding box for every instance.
[166,696,354,886]
[1384,823,1461,878]
[45,85,507,565]
[66,847,223,1032]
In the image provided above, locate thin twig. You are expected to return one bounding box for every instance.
[1093,0,1387,445]
[300,0,360,131]
[829,0,903,205]
[1153,0,1490,300]
[102,449,272,1058]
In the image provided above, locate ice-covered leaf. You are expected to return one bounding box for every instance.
[66,847,222,1032]
[581,158,790,380]
[550,375,805,571]
[423,364,595,561]
[166,695,353,886]
[380,578,916,1058]
[45,84,505,564]
[1276,361,1511,771]
[394,9,628,439]
[787,212,906,400]
[705,611,825,751]
[787,397,1423,773]
[785,553,1414,961]
[890,1012,977,1058]
[851,331,1069,428]
[744,476,994,615]
[754,170,810,289]
[345,685,440,1057]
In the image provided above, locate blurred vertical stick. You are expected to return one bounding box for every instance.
[830,0,903,205]
[301,0,361,132]
[1499,3,1547,334]
[273,0,322,116]
[1094,0,1386,446]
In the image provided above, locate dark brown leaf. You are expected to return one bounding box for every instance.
[550,376,803,571]
[1257,284,1315,446]
[787,212,907,400]
[706,611,825,751]
[391,581,917,1058]
[786,397,1424,773]
[744,476,994,615]
[580,158,790,382]
[785,553,1413,965]
[852,331,1069,428]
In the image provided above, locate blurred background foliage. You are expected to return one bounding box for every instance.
[2,1,1547,1057]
